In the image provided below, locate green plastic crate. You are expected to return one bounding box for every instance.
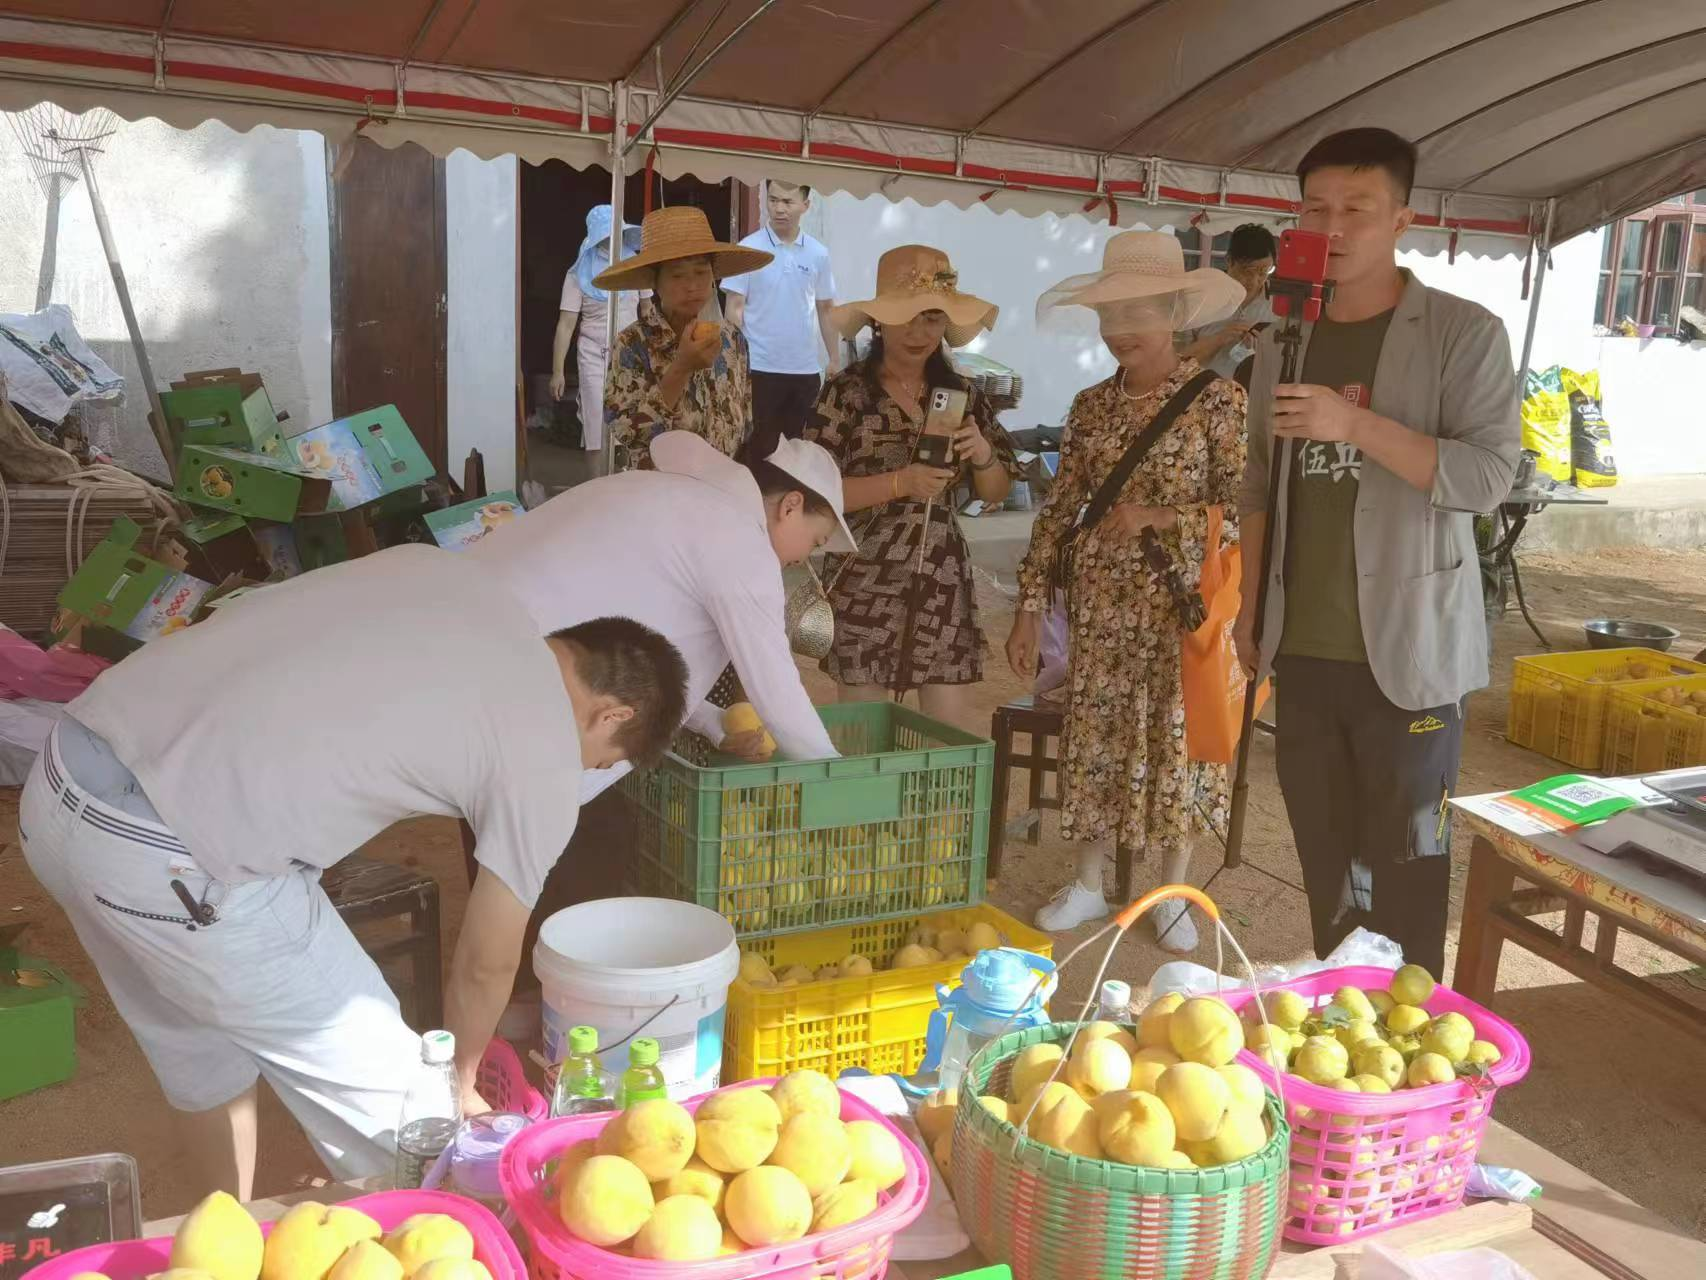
[622,702,993,941]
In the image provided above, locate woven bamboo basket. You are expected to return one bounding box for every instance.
[952,1022,1290,1280]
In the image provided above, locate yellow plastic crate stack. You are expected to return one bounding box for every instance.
[1506,648,1706,769]
[722,903,1050,1081]
[1604,675,1706,774]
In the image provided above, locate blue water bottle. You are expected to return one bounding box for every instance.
[923,948,1057,1094]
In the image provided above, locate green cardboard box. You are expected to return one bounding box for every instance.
[424,489,525,551]
[0,929,79,1102]
[167,513,274,582]
[283,405,435,510]
[176,444,333,522]
[159,381,285,461]
[293,508,380,571]
[56,516,213,643]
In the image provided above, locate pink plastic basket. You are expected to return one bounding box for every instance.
[480,1036,549,1121]
[499,1079,931,1280]
[1220,965,1530,1245]
[22,1189,527,1280]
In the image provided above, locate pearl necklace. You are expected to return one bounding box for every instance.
[1117,365,1173,401]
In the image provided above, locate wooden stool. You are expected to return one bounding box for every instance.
[322,856,443,1030]
[989,695,1137,903]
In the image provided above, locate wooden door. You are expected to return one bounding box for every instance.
[327,138,448,474]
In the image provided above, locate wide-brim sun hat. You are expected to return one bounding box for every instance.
[1037,230,1245,334]
[592,205,773,292]
[766,437,857,554]
[830,245,998,349]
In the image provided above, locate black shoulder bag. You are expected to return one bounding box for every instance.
[1049,367,1219,607]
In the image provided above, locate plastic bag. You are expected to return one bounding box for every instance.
[1519,366,1571,483]
[1182,506,1268,763]
[1141,927,1405,1003]
[1035,597,1069,699]
[1362,1242,1536,1279]
[1561,367,1616,489]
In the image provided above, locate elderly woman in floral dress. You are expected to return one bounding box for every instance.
[1009,231,1248,950]
[803,245,1020,725]
[596,205,773,469]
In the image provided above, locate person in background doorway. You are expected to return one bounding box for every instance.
[19,547,686,1200]
[549,205,644,454]
[722,180,840,461]
[1235,128,1519,977]
[1177,222,1277,380]
[1008,232,1247,944]
[805,245,1018,725]
[598,206,772,469]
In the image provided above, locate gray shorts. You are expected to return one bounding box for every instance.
[18,721,421,1180]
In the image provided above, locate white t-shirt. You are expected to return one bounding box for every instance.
[70,545,582,908]
[466,431,838,801]
[721,229,836,375]
[1187,293,1277,379]
[560,271,642,351]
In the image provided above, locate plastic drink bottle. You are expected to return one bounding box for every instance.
[394,1029,462,1189]
[618,1037,668,1107]
[551,1025,615,1117]
[924,949,1057,1095]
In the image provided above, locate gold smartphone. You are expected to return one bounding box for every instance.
[916,386,967,468]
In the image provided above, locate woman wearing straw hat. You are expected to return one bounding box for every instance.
[595,206,773,469]
[1009,231,1248,947]
[804,245,1019,723]
[550,204,644,453]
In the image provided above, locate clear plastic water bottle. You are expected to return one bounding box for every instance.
[394,1029,462,1189]
[617,1037,668,1108]
[924,950,1056,1096]
[551,1025,615,1118]
[1099,980,1133,1023]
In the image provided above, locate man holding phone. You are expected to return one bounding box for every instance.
[1178,223,1277,378]
[1235,128,1519,976]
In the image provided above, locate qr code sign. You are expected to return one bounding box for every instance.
[1553,781,1615,807]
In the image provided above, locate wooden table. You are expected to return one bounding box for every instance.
[1451,794,1706,1047]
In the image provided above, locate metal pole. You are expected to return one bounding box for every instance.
[621,0,784,160]
[601,80,628,479]
[35,172,63,311]
[75,148,172,469]
[1515,199,1556,391]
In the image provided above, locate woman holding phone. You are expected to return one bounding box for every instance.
[803,245,1016,723]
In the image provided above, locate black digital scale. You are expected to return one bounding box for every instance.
[0,1154,140,1279]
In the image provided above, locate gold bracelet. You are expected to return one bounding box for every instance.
[892,472,901,500]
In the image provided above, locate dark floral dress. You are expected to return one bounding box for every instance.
[605,297,753,470]
[804,361,1020,689]
[1016,361,1248,854]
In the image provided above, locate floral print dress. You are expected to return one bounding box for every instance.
[604,297,753,469]
[1016,361,1248,854]
[805,362,1020,689]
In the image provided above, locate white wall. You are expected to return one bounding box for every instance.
[0,115,332,477]
[445,150,519,492]
[1403,230,1706,477]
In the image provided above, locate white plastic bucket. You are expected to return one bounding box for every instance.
[534,897,739,1100]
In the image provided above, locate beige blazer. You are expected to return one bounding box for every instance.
[1240,270,1520,711]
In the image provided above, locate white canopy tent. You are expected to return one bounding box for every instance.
[3,0,1703,452]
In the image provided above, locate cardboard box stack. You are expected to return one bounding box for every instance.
[55,368,440,656]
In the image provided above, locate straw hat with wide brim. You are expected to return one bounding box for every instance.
[591,206,773,292]
[1037,230,1245,332]
[830,245,998,349]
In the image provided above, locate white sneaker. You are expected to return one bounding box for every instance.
[1151,899,1199,954]
[1035,882,1112,932]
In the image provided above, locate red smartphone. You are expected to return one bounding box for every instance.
[1270,228,1332,322]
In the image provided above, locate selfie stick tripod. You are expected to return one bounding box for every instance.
[1222,270,1333,870]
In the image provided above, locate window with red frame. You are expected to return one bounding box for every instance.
[1593,190,1706,330]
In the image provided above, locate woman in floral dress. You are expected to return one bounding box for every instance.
[1010,231,1248,949]
[805,245,1019,724]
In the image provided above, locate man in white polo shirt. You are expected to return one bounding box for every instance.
[723,180,839,462]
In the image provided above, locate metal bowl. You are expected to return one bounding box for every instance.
[1583,619,1681,652]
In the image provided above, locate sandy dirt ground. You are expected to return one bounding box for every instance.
[2,547,1704,1235]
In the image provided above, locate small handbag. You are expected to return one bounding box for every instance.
[781,560,837,659]
[1048,368,1219,606]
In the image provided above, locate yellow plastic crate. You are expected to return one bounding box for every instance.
[1604,674,1706,775]
[1505,648,1706,769]
[723,903,1051,1082]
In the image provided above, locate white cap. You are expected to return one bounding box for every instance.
[421,1029,455,1065]
[765,437,858,555]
